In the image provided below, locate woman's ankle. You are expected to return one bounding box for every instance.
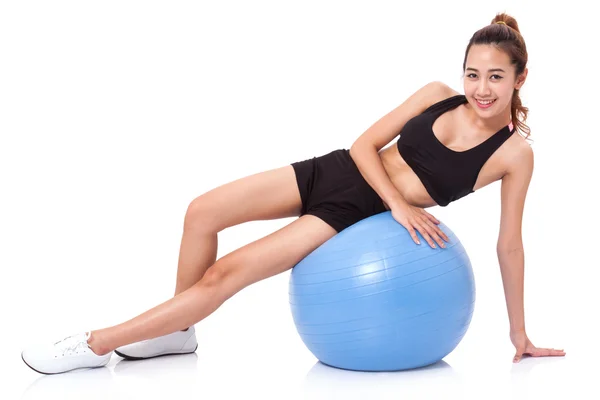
[87,331,112,356]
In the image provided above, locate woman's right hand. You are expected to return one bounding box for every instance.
[390,201,449,248]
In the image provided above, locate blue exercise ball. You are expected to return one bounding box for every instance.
[289,211,475,371]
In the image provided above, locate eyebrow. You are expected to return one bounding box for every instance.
[466,67,506,73]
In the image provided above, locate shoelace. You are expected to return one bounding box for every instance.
[54,332,91,355]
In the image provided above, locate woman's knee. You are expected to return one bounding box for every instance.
[199,264,228,286]
[195,261,240,299]
[184,195,220,233]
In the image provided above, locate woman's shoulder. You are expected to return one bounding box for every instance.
[443,84,462,98]
[424,82,465,110]
[417,82,465,115]
[431,81,463,100]
[502,134,534,179]
[426,81,461,100]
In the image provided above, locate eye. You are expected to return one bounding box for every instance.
[466,73,503,80]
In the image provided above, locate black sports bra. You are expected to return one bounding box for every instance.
[396,94,515,206]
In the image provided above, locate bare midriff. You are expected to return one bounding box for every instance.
[378,144,439,210]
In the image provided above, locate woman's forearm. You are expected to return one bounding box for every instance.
[349,143,407,208]
[497,248,526,332]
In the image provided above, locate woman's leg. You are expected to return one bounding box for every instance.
[172,165,304,296]
[89,214,337,355]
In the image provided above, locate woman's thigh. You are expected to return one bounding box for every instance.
[187,165,303,232]
[201,214,337,296]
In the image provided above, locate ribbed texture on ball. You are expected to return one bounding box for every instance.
[289,211,475,371]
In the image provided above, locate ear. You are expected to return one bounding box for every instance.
[514,68,528,90]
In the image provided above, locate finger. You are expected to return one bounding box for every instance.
[532,348,566,357]
[422,219,447,248]
[422,210,440,225]
[513,350,524,363]
[532,348,551,357]
[415,218,444,248]
[436,226,450,243]
[421,212,450,242]
[412,220,436,248]
[405,225,421,245]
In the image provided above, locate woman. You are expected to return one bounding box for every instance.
[21,13,565,375]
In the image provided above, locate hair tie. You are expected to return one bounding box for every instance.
[496,21,507,25]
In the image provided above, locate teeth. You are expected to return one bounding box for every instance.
[477,99,495,105]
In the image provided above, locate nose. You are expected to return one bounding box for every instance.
[477,81,492,97]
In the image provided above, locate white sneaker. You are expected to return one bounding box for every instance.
[114,325,198,360]
[21,331,112,375]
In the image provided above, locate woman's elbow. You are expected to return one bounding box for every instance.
[350,140,375,156]
[496,240,524,254]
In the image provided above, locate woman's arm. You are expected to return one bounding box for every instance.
[498,144,565,362]
[349,81,452,248]
[349,80,450,207]
[496,143,534,332]
[349,143,406,208]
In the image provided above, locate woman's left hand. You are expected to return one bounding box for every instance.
[510,329,566,363]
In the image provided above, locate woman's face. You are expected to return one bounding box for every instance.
[463,44,526,120]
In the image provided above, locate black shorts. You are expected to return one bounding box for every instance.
[291,149,389,233]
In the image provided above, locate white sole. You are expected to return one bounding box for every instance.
[114,344,198,360]
[21,352,109,375]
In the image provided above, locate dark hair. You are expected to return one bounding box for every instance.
[462,13,530,139]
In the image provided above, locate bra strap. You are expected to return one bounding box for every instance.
[472,125,515,162]
[423,95,467,117]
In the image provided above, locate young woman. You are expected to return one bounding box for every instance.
[21,13,565,375]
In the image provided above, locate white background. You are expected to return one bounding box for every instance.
[1,0,598,399]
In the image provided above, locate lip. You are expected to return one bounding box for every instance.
[474,98,496,109]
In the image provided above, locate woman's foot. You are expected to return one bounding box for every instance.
[114,325,198,360]
[21,331,113,375]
